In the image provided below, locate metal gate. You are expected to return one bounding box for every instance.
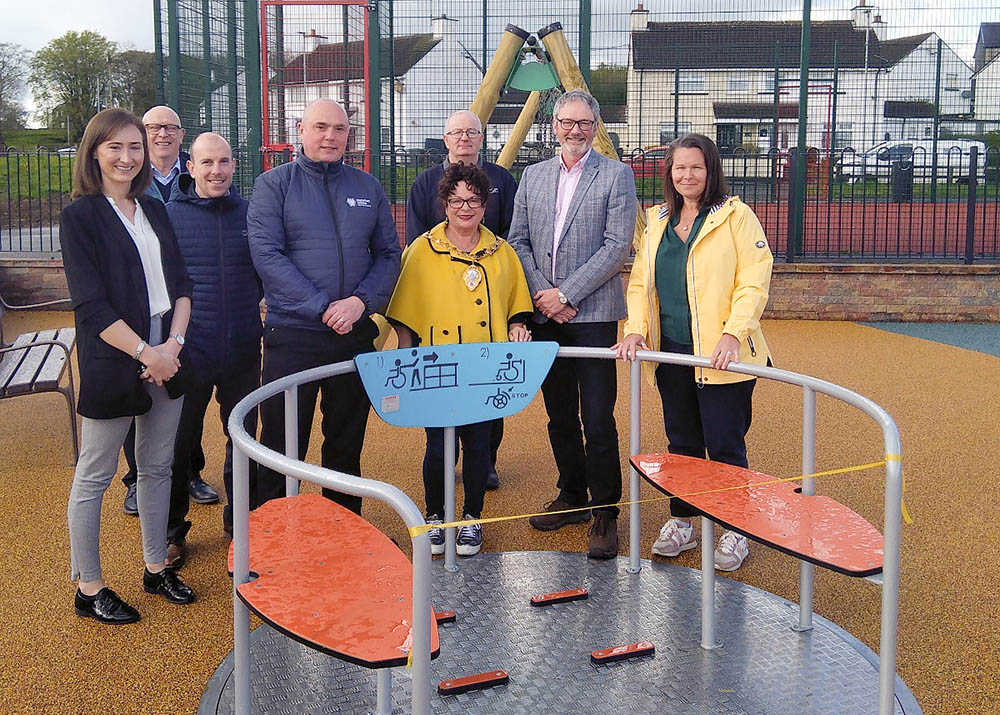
[260,0,371,170]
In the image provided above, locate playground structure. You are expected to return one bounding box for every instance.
[214,343,916,715]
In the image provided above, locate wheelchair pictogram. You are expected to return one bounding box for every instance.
[485,387,511,410]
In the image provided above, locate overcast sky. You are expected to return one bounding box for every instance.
[0,0,155,53]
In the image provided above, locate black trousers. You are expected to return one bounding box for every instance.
[532,320,622,517]
[655,338,756,519]
[255,321,377,514]
[167,354,260,540]
[423,420,491,519]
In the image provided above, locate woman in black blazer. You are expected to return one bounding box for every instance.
[62,108,197,624]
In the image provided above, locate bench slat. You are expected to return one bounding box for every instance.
[31,328,76,391]
[5,330,57,396]
[632,453,884,577]
[0,333,36,395]
[228,493,440,667]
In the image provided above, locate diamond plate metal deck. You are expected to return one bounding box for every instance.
[201,551,920,715]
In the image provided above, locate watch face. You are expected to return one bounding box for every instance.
[558,292,568,304]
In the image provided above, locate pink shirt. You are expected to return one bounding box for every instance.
[552,147,592,282]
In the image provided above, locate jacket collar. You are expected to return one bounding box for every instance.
[170,173,243,208]
[295,151,345,176]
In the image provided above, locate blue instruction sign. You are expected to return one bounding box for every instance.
[355,342,558,428]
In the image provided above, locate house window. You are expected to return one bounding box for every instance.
[833,122,853,150]
[728,76,751,93]
[679,74,705,93]
[659,122,692,144]
[945,73,959,90]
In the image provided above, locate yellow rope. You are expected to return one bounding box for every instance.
[407,457,913,537]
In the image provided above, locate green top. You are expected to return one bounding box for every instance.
[655,207,709,345]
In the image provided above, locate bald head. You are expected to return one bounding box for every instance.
[299,99,350,163]
[186,132,235,199]
[189,132,232,162]
[142,105,185,173]
[443,110,484,164]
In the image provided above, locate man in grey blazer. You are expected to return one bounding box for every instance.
[507,89,636,559]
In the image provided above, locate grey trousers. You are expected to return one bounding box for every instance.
[68,383,184,582]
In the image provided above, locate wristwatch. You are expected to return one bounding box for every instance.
[557,290,568,305]
[169,333,186,346]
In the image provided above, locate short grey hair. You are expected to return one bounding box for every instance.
[553,89,601,123]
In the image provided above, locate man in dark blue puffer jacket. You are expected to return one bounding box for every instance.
[248,98,401,513]
[165,132,263,559]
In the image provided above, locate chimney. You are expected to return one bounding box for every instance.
[432,14,458,41]
[631,2,649,32]
[851,1,874,30]
[872,14,887,41]
[303,29,324,53]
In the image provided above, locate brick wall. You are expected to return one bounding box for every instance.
[3,256,998,322]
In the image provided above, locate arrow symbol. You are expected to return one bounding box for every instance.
[423,352,439,363]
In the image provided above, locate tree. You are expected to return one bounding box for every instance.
[590,64,627,108]
[110,49,157,115]
[29,30,116,140]
[0,42,30,147]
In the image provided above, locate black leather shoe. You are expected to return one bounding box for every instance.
[123,482,138,516]
[143,568,196,604]
[75,587,140,624]
[486,466,500,491]
[188,477,219,504]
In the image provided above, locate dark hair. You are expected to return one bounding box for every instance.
[662,133,728,215]
[72,108,151,200]
[437,162,491,210]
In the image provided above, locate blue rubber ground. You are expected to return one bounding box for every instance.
[860,322,1000,357]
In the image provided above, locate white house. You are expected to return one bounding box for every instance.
[625,4,973,154]
[972,55,1000,125]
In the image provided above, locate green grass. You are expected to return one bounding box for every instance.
[0,153,74,201]
[2,128,71,150]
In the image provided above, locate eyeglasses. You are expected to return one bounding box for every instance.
[444,129,483,139]
[144,123,182,135]
[555,118,596,131]
[446,196,484,209]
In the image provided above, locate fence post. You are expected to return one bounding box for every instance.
[930,38,942,203]
[167,0,181,109]
[243,0,263,177]
[367,0,381,181]
[579,0,592,87]
[153,0,165,105]
[828,40,838,204]
[965,146,979,264]
[792,0,812,259]
[786,147,798,263]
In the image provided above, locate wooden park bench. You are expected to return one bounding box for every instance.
[0,302,79,462]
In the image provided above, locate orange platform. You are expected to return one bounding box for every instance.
[228,493,440,667]
[631,453,884,577]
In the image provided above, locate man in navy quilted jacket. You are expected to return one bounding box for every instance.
[164,132,263,562]
[248,99,401,513]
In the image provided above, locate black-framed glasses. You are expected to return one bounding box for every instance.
[446,196,484,209]
[555,118,595,131]
[144,123,182,135]
[444,129,483,139]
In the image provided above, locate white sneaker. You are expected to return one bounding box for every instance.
[651,518,697,557]
[714,531,749,571]
[427,515,444,556]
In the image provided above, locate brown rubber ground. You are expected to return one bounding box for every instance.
[0,310,996,714]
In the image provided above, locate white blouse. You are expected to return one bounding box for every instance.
[106,197,172,317]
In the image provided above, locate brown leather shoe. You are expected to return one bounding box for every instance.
[588,513,618,559]
[164,542,186,570]
[528,498,591,531]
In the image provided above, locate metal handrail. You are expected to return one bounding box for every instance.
[227,346,902,715]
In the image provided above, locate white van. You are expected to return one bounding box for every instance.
[839,139,987,183]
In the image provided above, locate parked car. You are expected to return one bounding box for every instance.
[838,139,987,183]
[624,145,670,179]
